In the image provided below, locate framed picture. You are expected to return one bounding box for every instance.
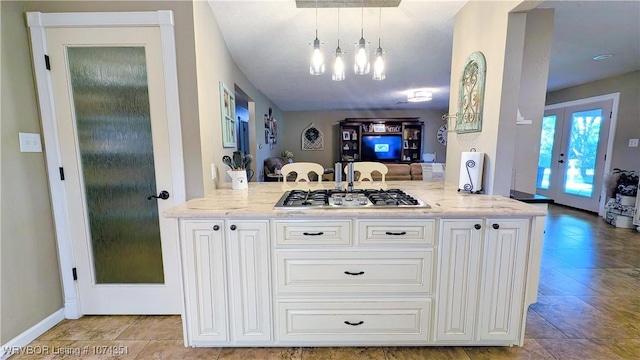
[342,131,351,140]
[219,81,236,148]
[372,123,386,133]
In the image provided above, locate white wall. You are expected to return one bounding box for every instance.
[1,0,63,343]
[514,9,554,193]
[446,1,552,196]
[193,1,284,191]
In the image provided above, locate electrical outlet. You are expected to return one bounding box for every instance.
[19,132,43,152]
[629,138,639,147]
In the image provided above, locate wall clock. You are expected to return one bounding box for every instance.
[437,124,448,146]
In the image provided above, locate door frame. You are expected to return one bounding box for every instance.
[27,11,185,319]
[543,92,619,216]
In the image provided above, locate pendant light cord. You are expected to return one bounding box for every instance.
[315,0,318,38]
[337,7,340,48]
[378,7,382,48]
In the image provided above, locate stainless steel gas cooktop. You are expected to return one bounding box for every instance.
[274,188,430,210]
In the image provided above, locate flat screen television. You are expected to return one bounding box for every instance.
[361,135,402,161]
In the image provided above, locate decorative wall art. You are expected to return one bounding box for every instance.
[264,107,278,149]
[219,81,236,148]
[455,51,486,134]
[302,123,324,151]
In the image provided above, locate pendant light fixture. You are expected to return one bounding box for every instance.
[309,0,325,75]
[372,7,385,81]
[354,0,370,75]
[332,7,345,81]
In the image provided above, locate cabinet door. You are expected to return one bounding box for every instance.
[182,221,228,343]
[478,219,529,341]
[227,220,272,342]
[436,219,482,342]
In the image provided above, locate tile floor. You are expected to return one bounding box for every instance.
[12,205,640,359]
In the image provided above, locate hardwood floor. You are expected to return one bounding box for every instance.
[11,204,640,359]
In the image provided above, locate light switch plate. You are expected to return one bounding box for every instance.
[211,163,217,180]
[19,132,43,152]
[628,138,639,147]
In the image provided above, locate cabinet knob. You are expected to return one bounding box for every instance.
[492,223,500,229]
[213,225,220,231]
[474,224,481,230]
[230,225,237,231]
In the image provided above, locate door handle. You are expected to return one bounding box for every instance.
[558,159,565,164]
[147,190,170,200]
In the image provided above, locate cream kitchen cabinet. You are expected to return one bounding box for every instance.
[436,218,530,344]
[181,221,228,345]
[176,214,541,347]
[180,220,271,346]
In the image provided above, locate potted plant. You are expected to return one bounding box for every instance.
[608,168,638,207]
[613,168,638,197]
[281,150,294,163]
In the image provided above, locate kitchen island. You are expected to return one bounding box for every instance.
[164,181,546,347]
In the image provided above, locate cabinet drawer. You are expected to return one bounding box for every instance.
[357,219,435,246]
[274,220,351,246]
[276,251,434,294]
[278,300,431,343]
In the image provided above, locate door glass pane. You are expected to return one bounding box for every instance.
[563,109,602,197]
[537,115,556,189]
[67,47,164,284]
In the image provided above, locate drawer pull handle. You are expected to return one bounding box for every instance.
[385,231,407,236]
[492,223,500,229]
[303,232,324,236]
[344,271,365,276]
[344,321,364,326]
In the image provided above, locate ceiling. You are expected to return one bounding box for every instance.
[208,0,640,112]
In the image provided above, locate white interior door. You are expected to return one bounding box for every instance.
[45,26,180,314]
[536,99,612,212]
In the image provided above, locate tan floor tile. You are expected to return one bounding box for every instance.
[8,340,147,360]
[9,340,76,360]
[543,249,633,268]
[301,347,386,360]
[39,316,140,341]
[593,338,640,359]
[554,268,640,295]
[384,346,470,360]
[117,315,182,340]
[531,296,639,338]
[218,347,301,359]
[134,340,222,359]
[524,309,567,339]
[537,339,626,360]
[537,268,602,296]
[463,339,554,359]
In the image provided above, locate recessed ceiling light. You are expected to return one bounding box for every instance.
[592,54,614,61]
[407,90,432,102]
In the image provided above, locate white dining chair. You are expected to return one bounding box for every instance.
[281,162,325,184]
[346,162,388,182]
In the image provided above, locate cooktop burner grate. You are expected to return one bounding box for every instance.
[274,188,429,209]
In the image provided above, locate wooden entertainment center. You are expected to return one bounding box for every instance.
[339,118,424,163]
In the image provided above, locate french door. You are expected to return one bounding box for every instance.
[29,12,184,315]
[536,99,613,212]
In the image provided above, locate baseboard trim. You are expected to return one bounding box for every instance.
[1,309,64,360]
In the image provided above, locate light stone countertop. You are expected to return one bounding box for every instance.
[164,181,547,219]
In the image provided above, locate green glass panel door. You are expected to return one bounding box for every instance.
[67,47,164,284]
[562,109,603,197]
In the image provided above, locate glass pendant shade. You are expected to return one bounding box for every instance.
[332,47,346,81]
[372,46,385,80]
[309,37,325,75]
[354,36,370,75]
